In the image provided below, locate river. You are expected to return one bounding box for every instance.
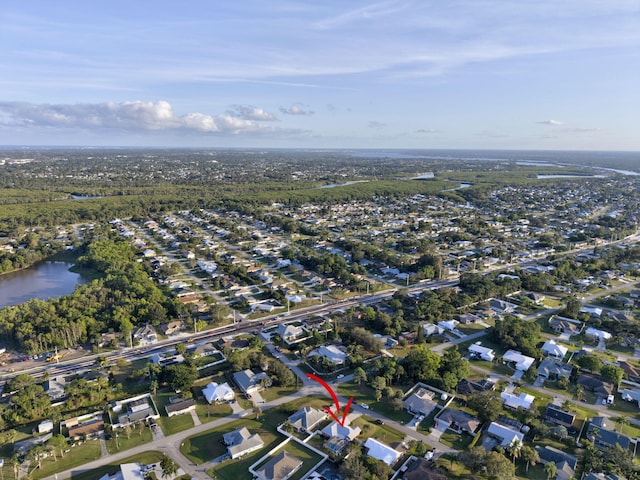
[0,261,89,308]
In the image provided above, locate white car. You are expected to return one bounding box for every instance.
[337,374,345,379]
[360,403,369,410]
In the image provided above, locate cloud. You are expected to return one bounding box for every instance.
[565,127,600,133]
[537,119,564,126]
[227,104,277,121]
[415,128,439,134]
[279,104,314,116]
[0,100,292,135]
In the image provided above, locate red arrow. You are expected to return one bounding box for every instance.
[306,373,354,427]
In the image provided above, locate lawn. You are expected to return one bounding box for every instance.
[515,462,549,480]
[350,415,406,445]
[106,425,153,454]
[438,430,473,451]
[153,390,195,435]
[183,396,328,465]
[70,451,165,480]
[336,381,414,424]
[196,401,234,423]
[30,440,102,479]
[260,385,299,402]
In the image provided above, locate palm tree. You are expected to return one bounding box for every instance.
[544,461,557,480]
[508,439,521,465]
[575,385,584,401]
[615,415,629,433]
[9,454,19,480]
[521,445,539,473]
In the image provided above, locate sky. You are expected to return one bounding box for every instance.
[1,1,639,150]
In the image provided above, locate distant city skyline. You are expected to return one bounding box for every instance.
[1,1,639,150]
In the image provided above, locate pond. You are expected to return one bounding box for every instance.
[0,261,90,308]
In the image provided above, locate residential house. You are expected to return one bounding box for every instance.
[308,345,347,366]
[403,388,438,416]
[320,414,361,441]
[364,438,400,466]
[456,379,495,397]
[287,407,326,433]
[459,313,481,324]
[577,375,614,398]
[223,427,265,459]
[536,446,577,480]
[165,397,196,417]
[373,334,399,348]
[618,361,640,382]
[587,417,635,451]
[486,422,524,448]
[541,340,569,360]
[37,420,54,434]
[133,325,158,346]
[112,394,159,428]
[435,409,481,435]
[548,316,582,336]
[585,327,612,341]
[583,473,629,480]
[159,320,184,336]
[277,323,307,344]
[489,298,517,314]
[503,350,535,371]
[500,391,534,410]
[423,323,445,337]
[545,404,576,427]
[63,412,105,440]
[203,382,235,403]
[233,369,271,396]
[43,376,67,401]
[438,319,459,331]
[254,451,303,480]
[98,332,121,348]
[98,463,146,480]
[537,359,573,380]
[468,344,496,362]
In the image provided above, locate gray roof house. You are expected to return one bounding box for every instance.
[233,369,271,395]
[287,407,326,432]
[255,451,303,480]
[223,427,264,459]
[403,388,438,416]
[587,417,634,451]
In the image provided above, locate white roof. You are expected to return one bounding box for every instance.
[364,438,400,465]
[503,350,535,371]
[120,463,145,480]
[542,340,569,357]
[585,327,612,340]
[468,344,495,355]
[487,422,524,447]
[438,319,459,331]
[500,391,535,410]
[203,382,235,403]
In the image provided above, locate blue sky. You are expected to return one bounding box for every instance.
[1,1,639,150]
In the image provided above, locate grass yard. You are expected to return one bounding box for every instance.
[30,440,102,479]
[153,390,196,435]
[183,395,328,465]
[515,462,549,480]
[438,430,473,451]
[433,455,473,479]
[350,415,406,445]
[196,401,234,423]
[260,385,299,402]
[106,425,153,454]
[336,381,414,424]
[70,451,165,480]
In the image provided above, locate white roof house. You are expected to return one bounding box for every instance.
[468,344,496,362]
[541,340,569,360]
[203,382,235,403]
[503,350,535,371]
[364,438,400,465]
[438,319,459,331]
[320,419,361,441]
[487,422,524,448]
[308,345,347,365]
[500,391,535,410]
[585,327,612,341]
